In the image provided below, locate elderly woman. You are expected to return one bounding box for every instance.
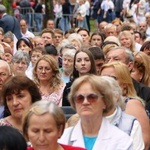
[101,76,144,150]
[22,101,85,150]
[12,50,30,76]
[100,62,150,149]
[0,76,41,132]
[33,55,65,106]
[60,48,76,83]
[59,75,133,149]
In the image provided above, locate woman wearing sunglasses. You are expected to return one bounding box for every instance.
[59,75,133,149]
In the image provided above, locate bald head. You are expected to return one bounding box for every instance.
[0,60,11,90]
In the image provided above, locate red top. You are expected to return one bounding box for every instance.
[27,144,86,150]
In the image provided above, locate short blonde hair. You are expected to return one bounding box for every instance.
[23,101,66,140]
[68,75,115,115]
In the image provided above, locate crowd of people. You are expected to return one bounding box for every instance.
[0,0,150,149]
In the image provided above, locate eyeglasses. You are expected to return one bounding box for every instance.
[73,93,100,103]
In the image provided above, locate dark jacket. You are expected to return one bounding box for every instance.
[0,14,22,39]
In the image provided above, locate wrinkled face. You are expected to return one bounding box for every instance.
[75,52,91,76]
[13,59,28,76]
[18,41,31,53]
[78,30,90,43]
[62,55,74,75]
[27,113,62,150]
[105,27,117,37]
[74,82,106,118]
[138,23,147,33]
[0,65,10,90]
[41,33,53,46]
[105,49,127,64]
[31,51,43,67]
[36,60,53,82]
[6,89,32,119]
[3,53,13,64]
[120,35,132,49]
[90,35,102,47]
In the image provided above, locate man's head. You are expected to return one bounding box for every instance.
[20,19,28,34]
[105,46,134,71]
[99,21,108,34]
[41,28,54,46]
[53,29,64,46]
[138,21,147,34]
[0,60,11,90]
[88,46,105,73]
[104,24,117,37]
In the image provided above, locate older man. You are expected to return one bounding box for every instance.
[0,60,11,118]
[105,46,150,112]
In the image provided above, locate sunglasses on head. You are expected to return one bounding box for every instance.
[73,93,100,103]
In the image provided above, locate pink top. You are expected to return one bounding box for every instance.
[41,83,66,105]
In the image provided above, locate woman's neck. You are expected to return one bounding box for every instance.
[6,116,22,132]
[81,115,103,136]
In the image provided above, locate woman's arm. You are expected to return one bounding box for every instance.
[125,99,150,150]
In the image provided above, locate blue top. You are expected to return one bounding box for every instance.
[83,135,97,150]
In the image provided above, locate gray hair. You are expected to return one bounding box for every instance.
[100,76,125,110]
[104,23,117,31]
[63,48,76,58]
[0,4,6,14]
[22,101,66,140]
[111,46,134,64]
[60,44,76,56]
[0,60,11,75]
[12,50,30,66]
[4,31,14,41]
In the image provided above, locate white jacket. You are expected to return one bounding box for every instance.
[59,118,133,150]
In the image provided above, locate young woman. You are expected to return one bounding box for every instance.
[62,48,97,106]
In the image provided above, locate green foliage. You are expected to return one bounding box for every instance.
[2,0,13,15]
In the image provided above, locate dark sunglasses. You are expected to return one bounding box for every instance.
[73,93,100,103]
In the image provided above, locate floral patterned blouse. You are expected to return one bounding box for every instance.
[41,83,66,106]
